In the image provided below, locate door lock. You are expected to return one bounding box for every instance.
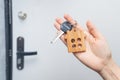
[17,36,37,70]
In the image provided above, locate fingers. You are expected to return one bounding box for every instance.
[54,14,103,45]
[64,14,83,30]
[54,18,64,30]
[54,14,83,31]
[84,31,95,44]
[56,17,64,24]
[64,14,76,25]
[54,22,60,30]
[86,20,103,39]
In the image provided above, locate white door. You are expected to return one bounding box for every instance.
[12,0,120,80]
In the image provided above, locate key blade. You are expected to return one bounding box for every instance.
[51,31,64,44]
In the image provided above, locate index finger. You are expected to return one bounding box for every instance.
[64,14,83,30]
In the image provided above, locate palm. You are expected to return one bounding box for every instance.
[74,38,111,72]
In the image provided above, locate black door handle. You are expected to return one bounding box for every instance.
[17,36,37,70]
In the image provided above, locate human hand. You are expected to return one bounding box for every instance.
[54,14,112,72]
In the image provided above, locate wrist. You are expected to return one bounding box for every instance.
[99,58,120,80]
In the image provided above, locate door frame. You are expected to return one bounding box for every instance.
[4,0,13,80]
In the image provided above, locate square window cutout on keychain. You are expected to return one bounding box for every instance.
[51,21,86,53]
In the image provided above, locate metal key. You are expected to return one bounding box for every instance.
[51,21,73,44]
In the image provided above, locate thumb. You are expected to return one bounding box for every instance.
[84,30,95,44]
[86,20,103,39]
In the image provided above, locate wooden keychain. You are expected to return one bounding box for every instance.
[51,21,86,53]
[64,21,86,53]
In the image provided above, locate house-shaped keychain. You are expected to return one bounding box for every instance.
[64,27,86,53]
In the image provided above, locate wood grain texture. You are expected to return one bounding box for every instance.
[65,27,86,53]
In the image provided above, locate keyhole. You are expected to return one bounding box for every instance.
[18,66,22,70]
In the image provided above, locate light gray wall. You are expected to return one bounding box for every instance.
[0,0,6,80]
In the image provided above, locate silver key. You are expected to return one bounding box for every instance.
[50,30,64,44]
[51,21,73,44]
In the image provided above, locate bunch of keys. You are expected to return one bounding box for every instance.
[51,21,86,53]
